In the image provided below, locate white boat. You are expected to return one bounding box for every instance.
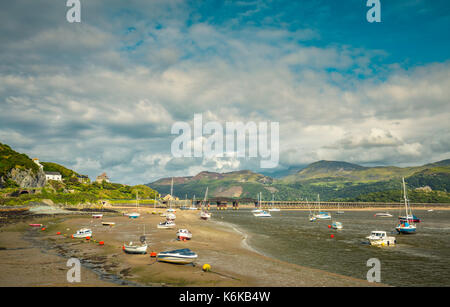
[101,221,115,226]
[166,213,176,220]
[157,220,176,229]
[123,226,148,254]
[167,208,176,213]
[251,209,263,213]
[366,231,396,246]
[177,229,192,240]
[307,198,317,222]
[73,228,92,238]
[199,187,211,220]
[92,214,103,219]
[332,221,343,230]
[374,212,393,217]
[427,209,434,212]
[336,203,344,214]
[268,194,281,212]
[128,191,141,219]
[253,210,271,217]
[156,248,198,264]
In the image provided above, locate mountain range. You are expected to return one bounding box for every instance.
[147,159,450,202]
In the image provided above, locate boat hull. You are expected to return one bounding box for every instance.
[123,245,148,254]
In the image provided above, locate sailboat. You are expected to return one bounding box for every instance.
[314,194,331,220]
[199,187,211,220]
[268,194,280,212]
[251,192,264,213]
[336,202,344,215]
[123,224,148,254]
[253,193,271,217]
[128,191,140,219]
[395,178,416,234]
[167,178,176,213]
[308,198,317,222]
[189,195,198,210]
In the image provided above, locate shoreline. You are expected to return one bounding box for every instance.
[0,209,382,287]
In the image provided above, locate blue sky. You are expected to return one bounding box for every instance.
[0,0,449,184]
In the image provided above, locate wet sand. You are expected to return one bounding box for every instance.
[0,209,381,287]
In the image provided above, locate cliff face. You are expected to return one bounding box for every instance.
[0,168,46,188]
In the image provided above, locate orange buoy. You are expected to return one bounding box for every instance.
[328,225,331,229]
[56,232,61,235]
[122,245,125,250]
[330,234,335,238]
[150,252,157,257]
[99,241,104,245]
[86,236,91,240]
[71,235,74,239]
[41,227,46,231]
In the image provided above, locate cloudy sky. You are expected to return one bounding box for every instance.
[1,0,449,185]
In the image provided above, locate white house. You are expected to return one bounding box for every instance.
[45,171,62,182]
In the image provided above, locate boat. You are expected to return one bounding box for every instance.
[166,213,176,220]
[123,225,148,254]
[427,209,434,212]
[374,212,393,217]
[73,228,92,238]
[92,214,103,219]
[336,203,344,215]
[29,223,43,227]
[313,195,331,220]
[253,210,271,217]
[157,220,176,229]
[176,229,192,240]
[366,231,396,246]
[167,208,176,213]
[199,187,211,220]
[268,194,281,212]
[307,198,317,222]
[332,221,343,230]
[156,248,198,264]
[396,178,417,234]
[128,191,141,219]
[101,221,115,226]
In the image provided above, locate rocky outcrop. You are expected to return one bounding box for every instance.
[3,168,46,188]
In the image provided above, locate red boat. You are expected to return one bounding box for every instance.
[398,215,421,223]
[29,224,43,227]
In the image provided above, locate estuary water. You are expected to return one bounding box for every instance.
[213,209,450,287]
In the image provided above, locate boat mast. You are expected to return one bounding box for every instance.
[202,187,208,212]
[402,177,409,216]
[318,194,320,212]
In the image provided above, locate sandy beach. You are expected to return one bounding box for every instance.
[0,208,381,287]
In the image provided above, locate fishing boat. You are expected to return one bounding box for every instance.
[199,187,211,220]
[73,228,92,238]
[92,214,103,219]
[101,221,115,226]
[123,225,148,254]
[157,219,176,229]
[366,231,396,246]
[374,212,393,217]
[253,210,271,217]
[156,248,198,264]
[176,229,192,240]
[332,221,343,230]
[314,194,331,220]
[396,178,417,234]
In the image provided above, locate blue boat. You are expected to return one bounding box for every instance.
[396,178,417,234]
[156,248,198,264]
[396,221,416,234]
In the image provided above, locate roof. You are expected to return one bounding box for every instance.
[45,171,61,175]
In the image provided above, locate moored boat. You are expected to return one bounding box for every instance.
[398,214,421,223]
[123,241,148,254]
[128,212,140,219]
[253,210,271,217]
[102,221,115,226]
[157,220,176,229]
[332,221,343,230]
[29,223,43,227]
[366,231,396,246]
[73,228,92,238]
[396,178,417,234]
[176,229,192,240]
[156,248,198,264]
[374,212,393,217]
[92,214,103,219]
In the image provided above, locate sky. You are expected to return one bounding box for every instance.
[0,0,449,185]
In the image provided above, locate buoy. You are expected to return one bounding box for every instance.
[86,236,91,240]
[71,235,74,239]
[98,241,104,245]
[122,246,125,250]
[56,232,61,235]
[328,225,331,229]
[41,227,46,231]
[330,234,335,238]
[150,252,157,257]
[202,264,211,272]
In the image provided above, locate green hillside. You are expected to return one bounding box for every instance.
[0,143,39,177]
[147,160,450,203]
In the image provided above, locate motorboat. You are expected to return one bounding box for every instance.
[92,214,103,219]
[101,221,115,226]
[268,208,280,212]
[156,248,198,264]
[166,213,176,220]
[128,212,140,219]
[72,228,92,238]
[157,220,176,229]
[366,231,396,246]
[251,209,263,213]
[253,210,271,217]
[332,221,343,230]
[314,212,331,220]
[29,223,43,227]
[374,212,393,217]
[176,229,192,240]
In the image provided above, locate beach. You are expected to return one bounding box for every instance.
[0,208,380,287]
